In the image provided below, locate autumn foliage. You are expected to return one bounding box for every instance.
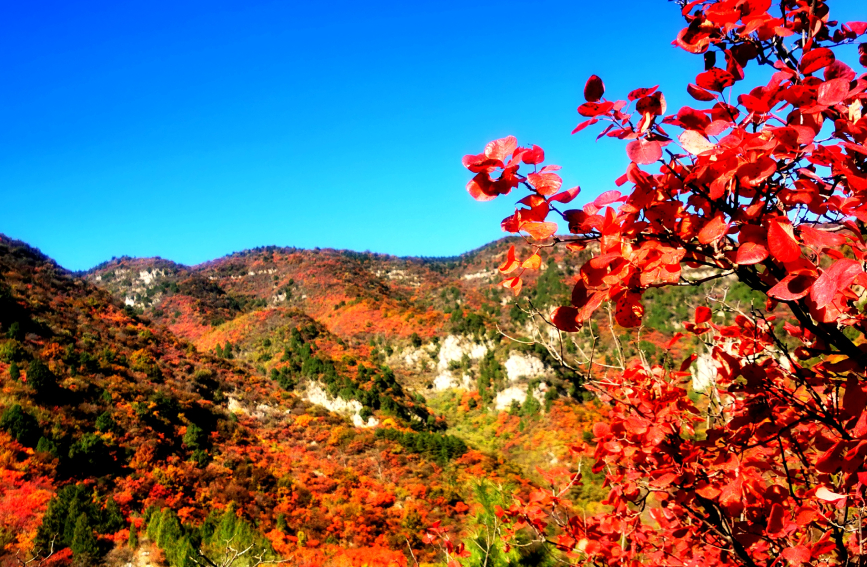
[461,1,867,565]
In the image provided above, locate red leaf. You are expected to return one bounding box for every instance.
[467,174,497,202]
[628,85,659,101]
[521,254,542,270]
[767,273,815,301]
[527,172,563,196]
[551,306,581,332]
[697,214,729,244]
[592,190,624,208]
[663,333,685,350]
[735,241,769,265]
[800,225,847,249]
[577,101,614,117]
[614,292,643,328]
[571,118,598,134]
[817,78,850,106]
[687,83,717,101]
[626,139,662,165]
[520,221,558,240]
[810,259,864,308]
[816,486,847,501]
[549,186,581,204]
[679,130,716,155]
[736,156,776,187]
[695,68,735,92]
[584,75,605,102]
[766,503,785,535]
[825,60,856,82]
[800,47,836,75]
[781,546,811,565]
[498,245,519,274]
[522,144,545,165]
[695,306,712,324]
[502,277,523,296]
[768,218,801,263]
[484,136,518,161]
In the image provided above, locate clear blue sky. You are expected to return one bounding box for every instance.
[1,0,863,271]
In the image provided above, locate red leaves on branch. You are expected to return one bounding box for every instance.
[459,1,867,565]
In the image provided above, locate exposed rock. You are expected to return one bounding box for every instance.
[227,396,247,415]
[437,335,489,370]
[462,269,495,281]
[432,370,472,391]
[504,353,546,382]
[494,383,547,411]
[302,381,379,428]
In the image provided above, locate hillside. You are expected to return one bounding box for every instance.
[0,235,534,567]
[82,237,764,482]
[0,232,760,567]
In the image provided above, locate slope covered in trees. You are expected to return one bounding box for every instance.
[0,235,541,567]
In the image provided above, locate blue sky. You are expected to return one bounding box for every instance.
[1,0,864,271]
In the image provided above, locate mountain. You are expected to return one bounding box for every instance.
[0,235,533,567]
[0,233,745,566]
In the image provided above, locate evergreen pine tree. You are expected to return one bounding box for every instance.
[26,359,55,396]
[70,513,99,560]
[0,404,40,447]
[128,521,138,549]
[8,361,19,381]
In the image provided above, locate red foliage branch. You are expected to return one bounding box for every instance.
[460,1,867,565]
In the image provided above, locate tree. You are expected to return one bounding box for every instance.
[459,2,867,565]
[0,403,40,447]
[8,360,19,381]
[6,321,23,341]
[95,411,116,433]
[128,521,138,550]
[26,359,55,396]
[69,513,98,561]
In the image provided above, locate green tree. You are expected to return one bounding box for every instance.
[8,361,19,381]
[101,497,124,533]
[36,436,58,456]
[410,332,422,348]
[26,359,55,396]
[0,404,39,447]
[67,433,110,473]
[128,521,138,549]
[6,321,23,341]
[95,411,116,433]
[70,513,99,560]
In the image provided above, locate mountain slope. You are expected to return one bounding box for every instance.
[0,235,533,566]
